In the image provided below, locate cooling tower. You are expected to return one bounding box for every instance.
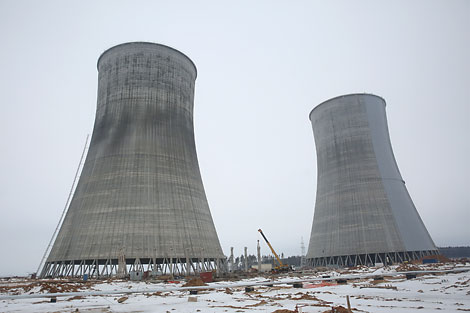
[306,94,437,267]
[41,42,225,278]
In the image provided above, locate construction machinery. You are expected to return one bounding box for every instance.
[258,229,291,273]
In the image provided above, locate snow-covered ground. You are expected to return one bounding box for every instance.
[1,263,469,313]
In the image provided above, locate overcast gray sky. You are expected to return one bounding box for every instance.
[0,0,468,276]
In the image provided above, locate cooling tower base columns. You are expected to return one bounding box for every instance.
[307,250,438,268]
[40,257,227,278]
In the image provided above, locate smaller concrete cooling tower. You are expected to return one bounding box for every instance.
[306,94,437,267]
[41,42,225,278]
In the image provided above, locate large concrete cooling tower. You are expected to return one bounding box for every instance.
[41,42,225,278]
[306,94,437,267]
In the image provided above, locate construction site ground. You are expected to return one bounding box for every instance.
[0,262,469,313]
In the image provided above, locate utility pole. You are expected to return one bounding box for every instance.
[300,237,306,269]
[229,247,234,272]
[244,247,248,272]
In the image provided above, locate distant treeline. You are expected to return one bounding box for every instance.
[438,246,470,258]
[229,247,469,270]
[281,256,302,266]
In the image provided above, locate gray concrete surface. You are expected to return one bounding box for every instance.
[306,94,437,265]
[43,42,224,276]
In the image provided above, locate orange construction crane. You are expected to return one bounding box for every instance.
[258,228,291,273]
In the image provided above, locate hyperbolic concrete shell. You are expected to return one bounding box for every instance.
[43,42,224,277]
[306,94,437,267]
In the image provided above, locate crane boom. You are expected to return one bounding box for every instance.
[258,228,285,268]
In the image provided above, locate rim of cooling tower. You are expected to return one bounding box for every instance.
[309,93,386,121]
[96,41,198,78]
